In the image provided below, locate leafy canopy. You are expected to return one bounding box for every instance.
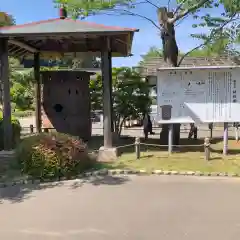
[90,67,151,135]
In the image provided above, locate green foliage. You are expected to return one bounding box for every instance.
[10,62,35,111]
[0,12,15,27]
[89,76,102,111]
[0,13,34,111]
[0,112,21,150]
[140,43,230,66]
[90,67,151,135]
[139,46,163,66]
[12,110,35,118]
[16,133,94,179]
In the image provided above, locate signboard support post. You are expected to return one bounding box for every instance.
[235,125,239,141]
[168,124,173,154]
[223,122,228,156]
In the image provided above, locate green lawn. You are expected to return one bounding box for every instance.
[96,138,240,175]
[1,137,240,183]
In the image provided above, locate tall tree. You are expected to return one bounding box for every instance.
[54,0,239,65]
[54,0,239,143]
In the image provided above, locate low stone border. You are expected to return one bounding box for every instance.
[0,169,239,188]
[90,169,239,178]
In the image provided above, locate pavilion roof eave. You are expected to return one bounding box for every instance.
[0,17,139,57]
[0,30,138,38]
[6,37,135,58]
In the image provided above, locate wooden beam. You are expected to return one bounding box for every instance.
[34,52,41,133]
[9,39,38,53]
[101,37,113,148]
[0,38,12,150]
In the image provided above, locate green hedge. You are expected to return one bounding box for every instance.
[0,112,21,150]
[16,132,95,179]
[12,110,34,118]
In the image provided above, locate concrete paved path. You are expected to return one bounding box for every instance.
[19,116,236,139]
[1,175,240,239]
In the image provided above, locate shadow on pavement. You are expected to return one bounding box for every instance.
[0,175,130,203]
[70,175,130,189]
[0,182,64,204]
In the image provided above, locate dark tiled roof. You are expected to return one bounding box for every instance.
[0,18,138,35]
[140,56,240,76]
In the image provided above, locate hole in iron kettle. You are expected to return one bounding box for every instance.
[53,104,63,113]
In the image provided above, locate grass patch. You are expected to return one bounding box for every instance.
[96,138,240,175]
[1,136,240,183]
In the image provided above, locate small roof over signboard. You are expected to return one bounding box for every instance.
[0,14,139,57]
[140,56,240,76]
[157,65,240,72]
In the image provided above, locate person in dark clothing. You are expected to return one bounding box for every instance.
[143,114,154,140]
[188,123,198,140]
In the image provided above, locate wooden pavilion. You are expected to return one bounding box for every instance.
[0,10,138,158]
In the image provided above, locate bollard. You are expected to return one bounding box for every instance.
[208,123,213,139]
[30,124,34,134]
[168,124,173,154]
[135,137,140,159]
[235,126,239,141]
[204,137,210,161]
[223,122,228,156]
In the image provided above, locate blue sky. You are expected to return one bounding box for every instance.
[1,0,222,66]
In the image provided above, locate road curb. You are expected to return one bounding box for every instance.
[89,169,240,178]
[1,169,240,189]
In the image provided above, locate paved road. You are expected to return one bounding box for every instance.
[1,175,240,239]
[18,117,236,139]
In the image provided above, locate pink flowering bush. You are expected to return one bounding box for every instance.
[16,132,95,179]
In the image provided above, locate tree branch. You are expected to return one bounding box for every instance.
[177,43,205,66]
[173,3,184,15]
[144,0,159,9]
[120,9,161,30]
[177,14,238,66]
[167,0,171,10]
[168,0,211,23]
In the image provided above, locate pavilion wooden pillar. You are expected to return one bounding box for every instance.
[109,51,114,133]
[0,38,12,150]
[34,52,41,133]
[101,37,113,148]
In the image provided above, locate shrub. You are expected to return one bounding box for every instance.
[0,112,21,150]
[12,110,34,118]
[16,132,95,179]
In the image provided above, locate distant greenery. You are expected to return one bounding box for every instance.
[90,67,151,135]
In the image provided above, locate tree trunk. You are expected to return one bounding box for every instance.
[158,7,180,145]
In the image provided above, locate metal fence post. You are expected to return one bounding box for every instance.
[30,124,34,134]
[204,137,210,161]
[135,137,140,159]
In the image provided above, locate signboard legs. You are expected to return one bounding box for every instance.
[235,126,239,141]
[223,122,228,156]
[168,124,173,154]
